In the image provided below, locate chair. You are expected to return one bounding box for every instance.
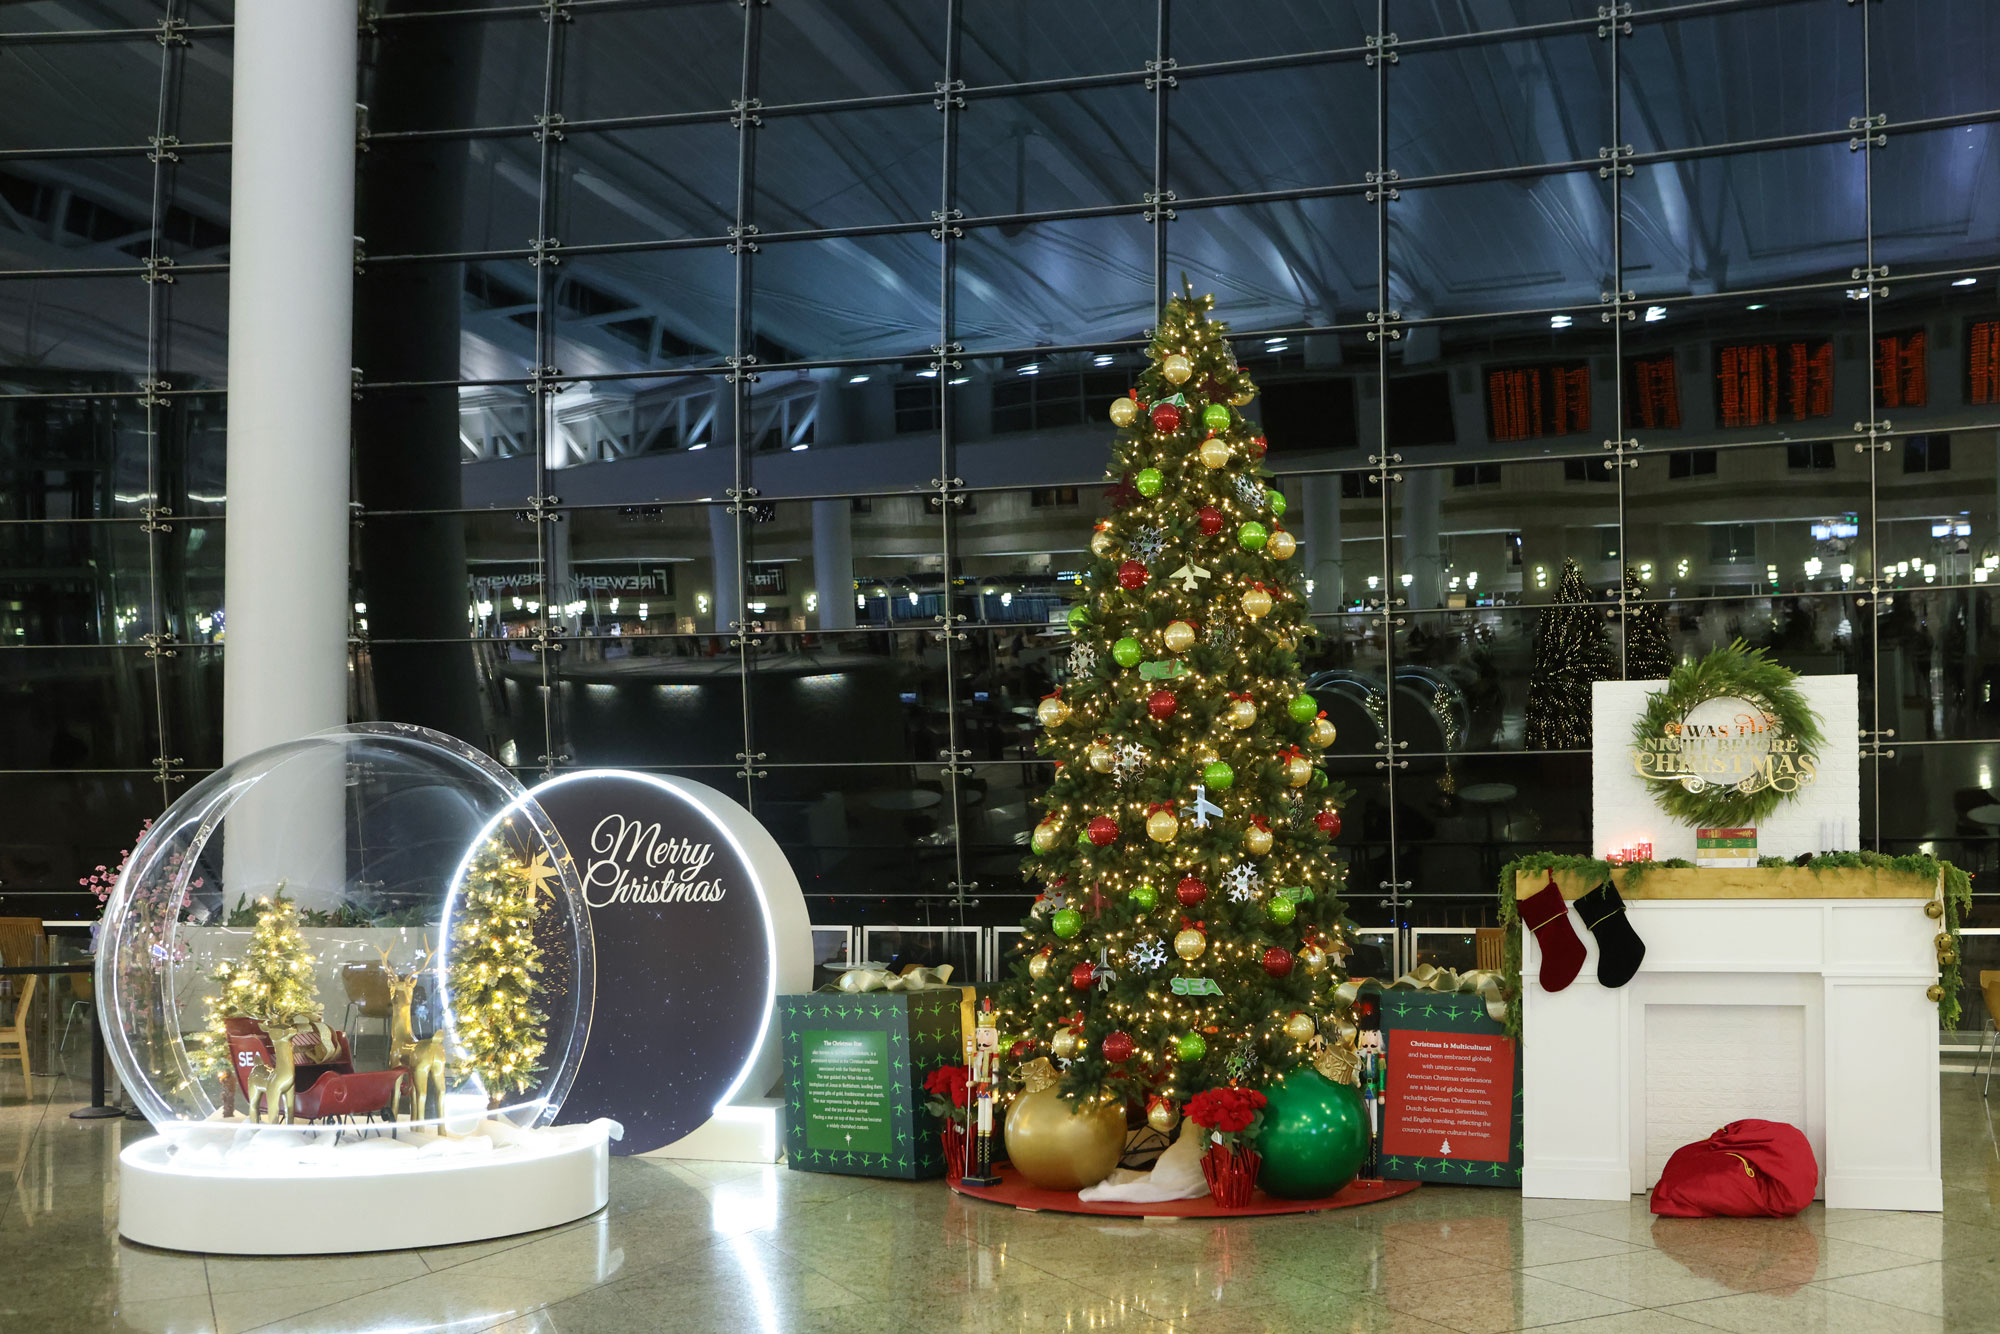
[1981,971,2000,1097]
[1474,927,1505,973]
[340,962,393,1050]
[59,971,94,1055]
[1,974,38,1084]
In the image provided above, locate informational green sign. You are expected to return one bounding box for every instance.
[800,1030,892,1155]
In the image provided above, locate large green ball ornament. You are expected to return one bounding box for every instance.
[1050,908,1082,939]
[1135,468,1164,497]
[1202,403,1231,431]
[1112,637,1144,668]
[1268,896,1297,926]
[1268,490,1287,519]
[1176,1032,1208,1061]
[1067,605,1089,633]
[1255,1068,1369,1199]
[1130,882,1158,910]
[1288,693,1318,724]
[1238,521,1268,551]
[1203,760,1235,790]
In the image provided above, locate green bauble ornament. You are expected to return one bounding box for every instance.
[1130,882,1158,910]
[1201,403,1230,430]
[1288,693,1318,724]
[1238,521,1268,551]
[1268,490,1287,519]
[1268,896,1297,926]
[1254,1069,1368,1199]
[1175,1032,1208,1062]
[1203,760,1235,790]
[1050,908,1082,939]
[1067,605,1089,633]
[1077,831,1092,849]
[1135,468,1164,497]
[1112,637,1144,668]
[1310,769,1328,789]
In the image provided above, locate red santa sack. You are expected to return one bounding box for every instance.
[1649,1120,1818,1218]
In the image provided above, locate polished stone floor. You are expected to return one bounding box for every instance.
[6,1066,2000,1333]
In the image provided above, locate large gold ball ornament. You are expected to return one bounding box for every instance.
[1225,698,1257,729]
[1242,587,1274,620]
[1004,1081,1128,1191]
[1300,944,1328,974]
[1108,396,1138,427]
[1051,1027,1081,1060]
[1038,695,1071,727]
[1285,755,1314,787]
[1267,529,1297,560]
[1163,620,1196,653]
[1148,1100,1179,1134]
[1284,1012,1317,1043]
[1028,949,1052,980]
[1147,808,1180,843]
[1031,820,1060,854]
[1087,740,1115,773]
[1244,825,1274,856]
[1090,529,1115,558]
[1308,717,1336,748]
[1174,927,1207,960]
[1198,439,1231,470]
[1162,352,1193,384]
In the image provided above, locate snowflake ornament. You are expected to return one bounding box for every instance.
[1224,862,1261,901]
[1069,641,1099,677]
[1206,619,1238,650]
[1234,474,1266,508]
[1112,741,1147,787]
[1224,1037,1260,1082]
[1128,937,1168,972]
[1132,525,1167,563]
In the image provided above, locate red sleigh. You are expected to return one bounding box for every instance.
[223,1015,407,1126]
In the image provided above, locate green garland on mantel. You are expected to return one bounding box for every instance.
[1496,851,1971,1039]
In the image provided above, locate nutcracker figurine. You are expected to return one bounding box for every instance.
[961,997,1002,1186]
[1356,994,1387,1179]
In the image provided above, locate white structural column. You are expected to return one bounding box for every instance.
[812,499,856,630]
[221,2,358,764]
[1300,474,1343,614]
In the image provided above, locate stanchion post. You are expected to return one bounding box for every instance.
[70,992,124,1120]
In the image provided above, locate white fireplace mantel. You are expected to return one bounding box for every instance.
[1522,886,1942,1212]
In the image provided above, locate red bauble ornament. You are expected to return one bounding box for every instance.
[1117,559,1148,591]
[1009,1038,1037,1059]
[1197,505,1224,536]
[1176,875,1208,907]
[1147,689,1177,720]
[1070,961,1098,991]
[1315,809,1343,837]
[1262,947,1295,978]
[1102,1031,1135,1063]
[1088,815,1119,846]
[1250,435,1268,458]
[1150,402,1182,433]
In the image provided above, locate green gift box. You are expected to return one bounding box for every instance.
[779,990,973,1179]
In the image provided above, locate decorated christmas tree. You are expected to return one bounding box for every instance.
[1524,558,1613,749]
[1001,287,1351,1126]
[446,830,554,1101]
[189,886,323,1083]
[1620,565,1673,680]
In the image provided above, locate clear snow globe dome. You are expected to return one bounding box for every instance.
[97,723,592,1146]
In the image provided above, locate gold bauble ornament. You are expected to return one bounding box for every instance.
[1163,620,1196,653]
[1267,530,1296,560]
[1225,698,1257,729]
[1087,740,1115,773]
[1031,820,1060,854]
[1162,353,1193,384]
[1037,695,1071,727]
[1300,944,1328,974]
[1174,927,1206,960]
[1242,587,1273,620]
[1198,439,1230,470]
[1925,900,1945,919]
[1090,529,1115,558]
[1928,984,1947,1003]
[1285,754,1313,787]
[1109,396,1138,427]
[1147,1100,1179,1133]
[1051,1028,1081,1060]
[1244,825,1274,856]
[1308,717,1336,748]
[1284,1012,1317,1043]
[1147,808,1179,843]
[1230,381,1256,407]
[1028,949,1051,980]
[1004,1060,1127,1190]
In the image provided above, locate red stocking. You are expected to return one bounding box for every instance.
[1520,875,1587,993]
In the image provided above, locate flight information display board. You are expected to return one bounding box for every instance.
[1874,328,1927,409]
[1486,361,1591,442]
[1623,352,1681,430]
[1714,339,1833,427]
[1971,320,2000,407]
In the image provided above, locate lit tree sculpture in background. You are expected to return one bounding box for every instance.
[1620,565,1674,681]
[1525,558,1613,749]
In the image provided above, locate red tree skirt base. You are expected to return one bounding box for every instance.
[948,1166,1419,1218]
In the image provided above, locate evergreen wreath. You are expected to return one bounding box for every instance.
[1631,640,1824,828]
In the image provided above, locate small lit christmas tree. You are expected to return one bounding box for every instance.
[188,885,323,1084]
[1525,558,1613,749]
[1620,565,1673,680]
[446,831,553,1102]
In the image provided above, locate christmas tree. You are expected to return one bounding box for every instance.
[1620,565,1673,680]
[1524,558,1613,749]
[1000,287,1351,1122]
[446,830,553,1101]
[188,886,324,1084]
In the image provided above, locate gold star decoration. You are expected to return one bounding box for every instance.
[521,848,561,904]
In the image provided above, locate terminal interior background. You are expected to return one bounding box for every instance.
[3,0,2000,1045]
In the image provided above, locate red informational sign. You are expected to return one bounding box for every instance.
[1623,352,1681,430]
[1970,320,2000,407]
[1874,328,1927,409]
[1486,362,1591,442]
[1382,1029,1516,1165]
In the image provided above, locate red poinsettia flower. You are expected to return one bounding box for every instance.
[1185,1086,1268,1148]
[923,1064,971,1125]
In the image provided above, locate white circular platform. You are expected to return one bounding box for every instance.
[118,1119,616,1255]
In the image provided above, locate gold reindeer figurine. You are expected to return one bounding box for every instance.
[382,943,448,1124]
[244,1014,302,1124]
